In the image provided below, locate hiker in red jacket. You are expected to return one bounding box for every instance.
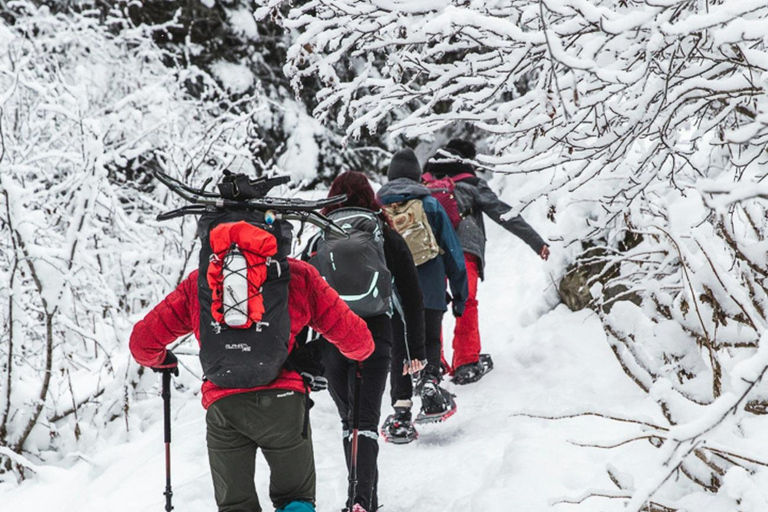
[130,259,374,512]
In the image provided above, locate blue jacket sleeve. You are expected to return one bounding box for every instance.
[423,196,468,314]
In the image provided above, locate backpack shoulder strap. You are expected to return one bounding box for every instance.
[303,232,322,259]
[451,172,476,182]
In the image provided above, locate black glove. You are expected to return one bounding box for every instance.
[288,340,326,376]
[301,372,329,392]
[288,338,327,391]
[151,351,179,377]
[452,301,465,318]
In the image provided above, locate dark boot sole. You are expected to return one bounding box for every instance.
[415,396,458,424]
[452,354,494,385]
[380,415,418,444]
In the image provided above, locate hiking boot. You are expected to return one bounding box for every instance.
[415,369,457,424]
[380,406,418,444]
[452,354,494,385]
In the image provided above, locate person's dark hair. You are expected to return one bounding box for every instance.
[322,171,393,228]
[445,139,477,160]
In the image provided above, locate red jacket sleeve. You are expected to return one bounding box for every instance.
[129,273,195,367]
[300,262,374,361]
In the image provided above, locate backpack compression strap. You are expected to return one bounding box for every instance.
[207,221,278,328]
[423,171,476,181]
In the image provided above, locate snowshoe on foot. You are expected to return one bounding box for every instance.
[415,370,457,424]
[452,354,494,385]
[380,407,418,444]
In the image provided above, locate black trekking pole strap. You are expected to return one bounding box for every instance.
[348,362,363,510]
[162,370,174,512]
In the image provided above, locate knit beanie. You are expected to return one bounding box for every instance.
[387,148,422,181]
[445,139,477,159]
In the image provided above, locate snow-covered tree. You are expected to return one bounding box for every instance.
[262,0,768,509]
[120,0,396,184]
[0,2,269,478]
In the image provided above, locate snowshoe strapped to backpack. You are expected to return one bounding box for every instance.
[197,209,293,389]
[308,207,392,318]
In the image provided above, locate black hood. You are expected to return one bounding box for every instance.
[424,156,475,178]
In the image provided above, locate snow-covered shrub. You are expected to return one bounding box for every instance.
[264,0,768,509]
[0,2,268,479]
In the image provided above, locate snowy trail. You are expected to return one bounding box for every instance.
[2,222,656,512]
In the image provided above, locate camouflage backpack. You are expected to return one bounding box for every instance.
[383,199,440,266]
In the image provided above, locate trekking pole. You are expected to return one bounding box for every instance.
[347,361,363,511]
[161,370,174,512]
[393,297,421,390]
[402,328,420,390]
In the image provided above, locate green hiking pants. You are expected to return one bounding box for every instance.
[206,389,315,512]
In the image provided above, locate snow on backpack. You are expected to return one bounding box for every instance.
[383,199,440,266]
[197,209,293,389]
[421,172,474,229]
[308,207,392,318]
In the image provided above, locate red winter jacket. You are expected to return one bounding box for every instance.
[130,259,375,408]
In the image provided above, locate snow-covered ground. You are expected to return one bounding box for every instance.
[1,221,659,512]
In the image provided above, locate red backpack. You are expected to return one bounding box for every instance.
[422,172,474,228]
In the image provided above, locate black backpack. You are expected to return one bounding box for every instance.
[154,169,349,391]
[197,209,293,388]
[308,207,392,318]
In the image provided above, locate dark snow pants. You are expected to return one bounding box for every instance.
[390,308,445,404]
[323,314,392,512]
[206,389,315,512]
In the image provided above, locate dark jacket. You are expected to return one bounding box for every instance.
[426,160,547,277]
[377,178,468,313]
[382,224,427,360]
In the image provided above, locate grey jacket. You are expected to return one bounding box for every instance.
[452,178,547,276]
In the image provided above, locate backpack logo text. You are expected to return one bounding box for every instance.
[225,343,252,352]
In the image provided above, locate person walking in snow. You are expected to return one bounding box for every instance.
[129,258,374,512]
[304,171,426,511]
[423,139,549,385]
[376,148,469,443]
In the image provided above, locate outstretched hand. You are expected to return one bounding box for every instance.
[540,245,550,261]
[403,359,426,376]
